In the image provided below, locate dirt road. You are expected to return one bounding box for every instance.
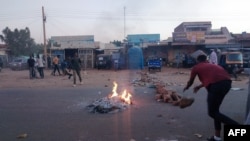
[0,67,248,89]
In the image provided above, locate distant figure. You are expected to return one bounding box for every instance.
[209,49,218,65]
[27,54,36,79]
[37,54,45,78]
[34,55,39,78]
[62,56,73,79]
[71,53,83,87]
[52,55,61,76]
[47,55,52,69]
[175,52,183,68]
[183,53,188,68]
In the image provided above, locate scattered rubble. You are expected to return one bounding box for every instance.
[87,70,194,114]
[134,71,194,108]
[86,96,131,114]
[194,133,203,138]
[17,133,28,139]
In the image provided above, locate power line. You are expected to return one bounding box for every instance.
[1,8,250,23]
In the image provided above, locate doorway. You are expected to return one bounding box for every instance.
[65,49,78,58]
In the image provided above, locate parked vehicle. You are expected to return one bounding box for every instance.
[9,57,29,70]
[112,52,126,70]
[113,59,119,71]
[147,57,162,72]
[218,51,243,74]
[96,54,112,70]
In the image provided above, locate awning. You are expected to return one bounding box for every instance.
[205,44,240,48]
[190,50,207,59]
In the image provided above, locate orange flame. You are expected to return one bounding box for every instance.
[121,90,132,104]
[111,82,118,98]
[110,81,132,104]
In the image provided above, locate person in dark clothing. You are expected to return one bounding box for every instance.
[63,57,73,79]
[61,59,67,75]
[27,55,36,79]
[71,53,82,87]
[183,54,239,141]
[47,55,51,69]
[0,57,3,72]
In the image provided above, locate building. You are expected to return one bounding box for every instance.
[173,21,212,43]
[50,35,97,69]
[126,34,160,48]
[170,21,240,66]
[125,34,166,65]
[232,32,250,67]
[99,43,122,55]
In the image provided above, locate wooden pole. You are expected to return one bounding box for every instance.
[42,6,47,68]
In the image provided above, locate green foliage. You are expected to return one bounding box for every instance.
[110,40,122,47]
[0,27,43,57]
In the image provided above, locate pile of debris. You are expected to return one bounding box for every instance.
[86,96,131,114]
[131,71,163,87]
[154,83,194,108]
[155,83,181,104]
[136,71,194,109]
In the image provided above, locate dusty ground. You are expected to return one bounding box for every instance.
[0,67,248,89]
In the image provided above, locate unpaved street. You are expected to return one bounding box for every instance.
[0,67,248,141]
[0,67,248,89]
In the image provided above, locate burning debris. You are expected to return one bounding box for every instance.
[87,82,133,114]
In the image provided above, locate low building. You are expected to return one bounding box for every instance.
[126,34,160,48]
[171,21,241,66]
[232,32,250,67]
[50,35,98,69]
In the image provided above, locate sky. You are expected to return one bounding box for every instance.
[1,0,250,44]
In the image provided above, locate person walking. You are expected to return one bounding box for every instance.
[183,54,239,141]
[52,55,61,76]
[71,53,82,87]
[27,54,36,79]
[37,54,45,78]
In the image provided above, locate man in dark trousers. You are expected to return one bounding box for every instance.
[183,54,239,141]
[71,52,82,87]
[27,54,36,79]
[52,55,61,76]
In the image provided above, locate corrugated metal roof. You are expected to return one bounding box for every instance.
[50,35,96,49]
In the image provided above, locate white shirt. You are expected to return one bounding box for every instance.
[37,58,44,67]
[209,51,218,65]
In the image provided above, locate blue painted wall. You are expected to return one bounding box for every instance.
[127,34,160,46]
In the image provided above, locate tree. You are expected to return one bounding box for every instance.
[0,27,43,57]
[110,40,122,47]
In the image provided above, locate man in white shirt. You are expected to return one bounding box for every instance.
[209,49,218,65]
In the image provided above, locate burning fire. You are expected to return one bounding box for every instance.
[86,81,132,114]
[110,81,132,105]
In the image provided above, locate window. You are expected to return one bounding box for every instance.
[227,54,242,61]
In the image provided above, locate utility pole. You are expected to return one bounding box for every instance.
[42,6,47,68]
[124,6,126,40]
